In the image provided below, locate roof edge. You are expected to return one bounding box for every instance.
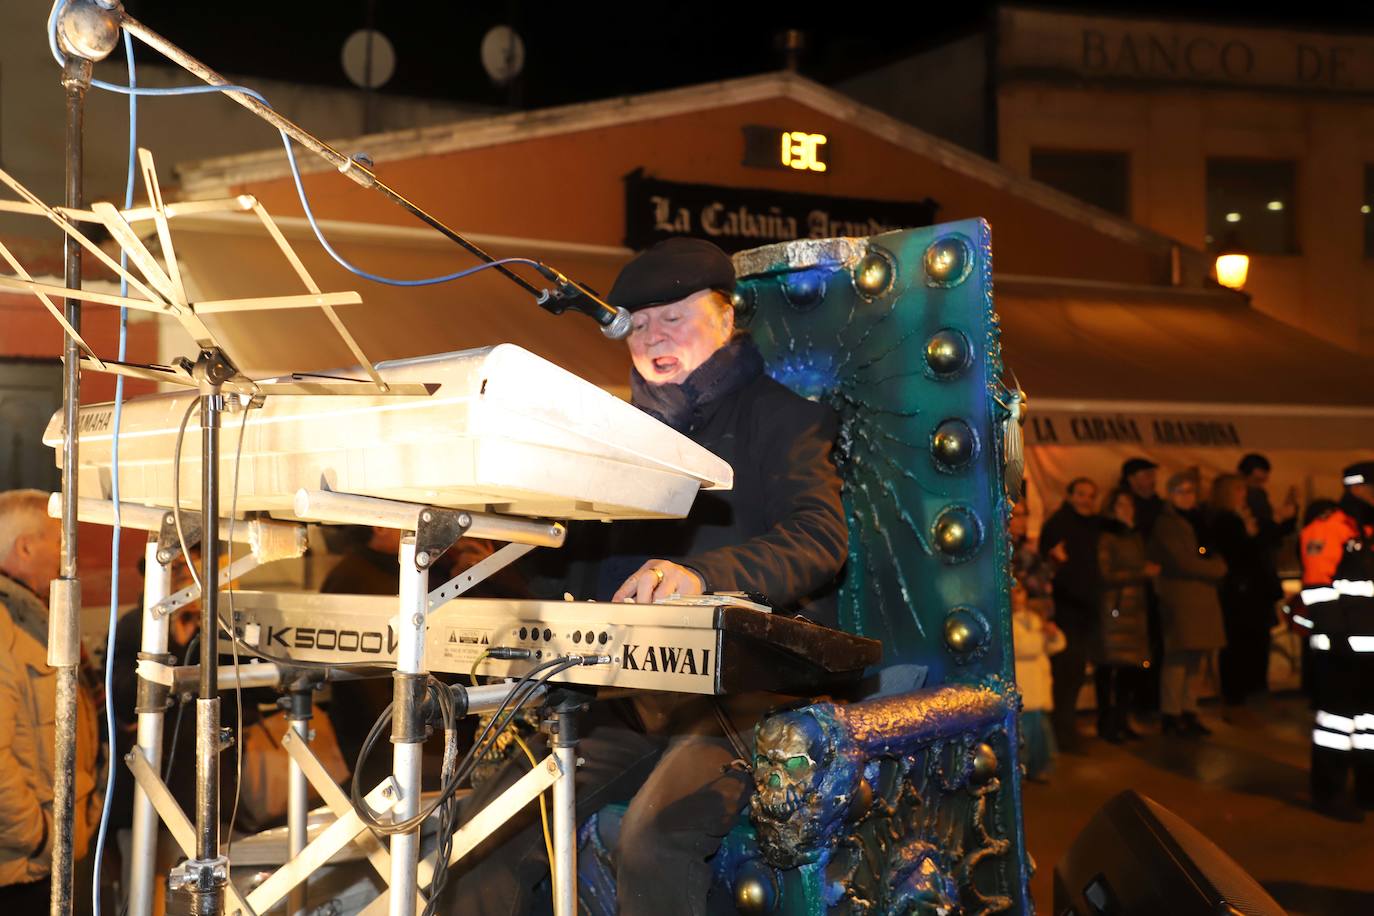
[173,70,1187,260]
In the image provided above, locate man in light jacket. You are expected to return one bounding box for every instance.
[0,490,102,906]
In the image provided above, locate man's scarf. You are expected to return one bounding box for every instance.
[630,335,765,432]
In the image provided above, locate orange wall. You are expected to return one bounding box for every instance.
[228,97,1165,286]
[1,293,159,403]
[999,82,1374,352]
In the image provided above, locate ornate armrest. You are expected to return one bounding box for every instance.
[728,679,1025,914]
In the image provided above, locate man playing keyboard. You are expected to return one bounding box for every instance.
[451,238,847,915]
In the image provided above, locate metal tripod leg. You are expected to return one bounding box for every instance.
[549,695,583,916]
[126,750,257,916]
[127,539,172,916]
[357,754,562,916]
[389,537,429,916]
[284,684,312,916]
[280,728,428,913]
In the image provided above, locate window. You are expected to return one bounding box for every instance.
[1029,149,1130,217]
[1205,159,1296,255]
[1364,166,1374,258]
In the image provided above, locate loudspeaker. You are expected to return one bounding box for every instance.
[1053,790,1284,916]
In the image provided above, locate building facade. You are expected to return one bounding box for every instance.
[843,6,1374,354]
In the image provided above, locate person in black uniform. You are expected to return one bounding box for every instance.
[1299,461,1374,822]
[447,238,848,915]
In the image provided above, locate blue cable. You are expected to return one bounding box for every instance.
[47,1,547,288]
[91,26,135,916]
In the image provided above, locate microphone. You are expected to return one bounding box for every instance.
[533,265,632,340]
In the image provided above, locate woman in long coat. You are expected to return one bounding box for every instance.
[1095,489,1156,741]
[1148,470,1227,737]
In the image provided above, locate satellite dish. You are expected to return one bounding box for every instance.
[342,29,396,90]
[481,25,525,86]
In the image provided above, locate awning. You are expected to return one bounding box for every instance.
[996,277,1374,520]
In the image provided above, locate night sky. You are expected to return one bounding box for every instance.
[119,0,1374,110]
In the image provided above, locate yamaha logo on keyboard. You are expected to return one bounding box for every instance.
[78,408,114,434]
[621,643,711,676]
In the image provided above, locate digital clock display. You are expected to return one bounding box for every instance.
[742,126,831,173]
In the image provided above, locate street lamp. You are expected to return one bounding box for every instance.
[1215,252,1250,290]
[1214,233,1249,290]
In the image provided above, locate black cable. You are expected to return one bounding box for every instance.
[349,657,579,836]
[348,663,552,833]
[171,398,202,592]
[418,658,587,913]
[223,400,252,857]
[712,701,751,764]
[168,394,349,672]
[422,679,460,916]
[162,632,200,786]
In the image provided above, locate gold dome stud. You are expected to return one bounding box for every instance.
[932,418,976,468]
[853,249,894,298]
[924,236,972,287]
[943,612,978,653]
[971,742,998,783]
[733,864,778,913]
[925,329,970,377]
[933,506,980,558]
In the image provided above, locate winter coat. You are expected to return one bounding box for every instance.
[1148,506,1227,652]
[1096,522,1151,667]
[1039,502,1102,631]
[0,574,102,886]
[1013,610,1067,712]
[1210,510,1280,630]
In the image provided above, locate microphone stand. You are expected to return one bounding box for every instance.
[163,349,235,916]
[49,50,91,916]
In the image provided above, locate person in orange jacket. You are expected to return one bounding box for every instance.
[1298,461,1374,822]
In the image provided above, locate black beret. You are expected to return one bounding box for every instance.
[608,238,736,313]
[1343,461,1374,486]
[1121,457,1158,477]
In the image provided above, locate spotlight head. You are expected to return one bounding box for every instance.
[57,0,123,63]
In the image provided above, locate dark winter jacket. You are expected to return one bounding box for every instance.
[1243,487,1292,603]
[1210,510,1280,627]
[1096,521,1151,667]
[1129,491,1166,540]
[1039,502,1102,629]
[569,341,848,622]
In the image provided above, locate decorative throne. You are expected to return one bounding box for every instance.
[580,220,1031,915]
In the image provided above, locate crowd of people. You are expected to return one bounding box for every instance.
[1012,453,1302,781]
